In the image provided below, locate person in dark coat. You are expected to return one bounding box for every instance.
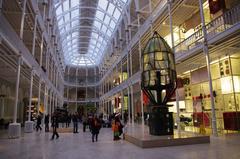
[36,115,42,132]
[72,112,78,133]
[82,115,87,132]
[51,112,59,140]
[91,116,101,142]
[44,114,49,132]
[66,113,71,128]
[88,116,93,132]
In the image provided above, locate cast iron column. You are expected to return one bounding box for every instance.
[24,69,34,133]
[8,56,22,138]
[198,0,218,136]
[168,0,181,133]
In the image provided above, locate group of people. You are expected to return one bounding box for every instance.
[89,114,125,142]
[34,111,127,142]
[35,112,59,140]
[35,114,53,133]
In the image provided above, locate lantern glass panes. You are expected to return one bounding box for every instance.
[150,70,156,86]
[155,61,164,69]
[144,63,151,71]
[141,31,177,104]
[144,54,149,63]
[155,52,163,61]
[168,53,175,68]
[149,53,155,64]
[143,71,149,86]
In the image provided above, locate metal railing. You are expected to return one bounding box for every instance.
[64,76,99,86]
[64,98,99,102]
[175,28,204,53]
[206,4,240,37]
[175,4,240,54]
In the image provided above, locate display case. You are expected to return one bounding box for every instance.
[24,100,38,121]
[223,112,240,130]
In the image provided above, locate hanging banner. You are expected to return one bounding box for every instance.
[143,91,149,105]
[208,0,226,14]
[114,97,120,108]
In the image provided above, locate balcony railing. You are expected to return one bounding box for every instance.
[64,76,100,86]
[64,98,99,102]
[175,28,204,53]
[175,4,240,54]
[206,4,240,37]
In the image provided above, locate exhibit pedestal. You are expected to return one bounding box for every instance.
[149,106,173,135]
[24,121,34,133]
[125,124,210,148]
[8,123,21,139]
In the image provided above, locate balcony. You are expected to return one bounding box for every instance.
[64,98,99,103]
[64,78,99,87]
[175,4,240,55]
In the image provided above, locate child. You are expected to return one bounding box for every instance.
[112,119,120,140]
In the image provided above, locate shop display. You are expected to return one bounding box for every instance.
[219,59,230,77]
[223,112,240,130]
[24,101,38,121]
[193,112,210,127]
[178,57,240,134]
[184,86,192,99]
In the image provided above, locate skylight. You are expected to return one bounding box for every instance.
[54,0,128,66]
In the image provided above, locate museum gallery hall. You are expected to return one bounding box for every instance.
[0,0,240,159]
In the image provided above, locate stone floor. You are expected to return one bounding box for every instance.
[0,125,240,159]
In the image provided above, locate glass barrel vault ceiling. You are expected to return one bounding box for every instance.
[54,0,128,66]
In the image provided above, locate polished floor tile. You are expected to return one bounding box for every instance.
[0,125,240,159]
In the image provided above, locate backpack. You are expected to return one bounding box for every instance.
[95,119,101,129]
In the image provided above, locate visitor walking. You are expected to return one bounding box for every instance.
[51,112,59,140]
[91,116,101,142]
[82,115,87,132]
[44,114,49,132]
[66,113,71,128]
[36,115,42,132]
[72,112,78,133]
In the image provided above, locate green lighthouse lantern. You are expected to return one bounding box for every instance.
[141,31,177,135]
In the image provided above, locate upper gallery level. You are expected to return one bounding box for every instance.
[0,0,65,96]
[98,0,240,99]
